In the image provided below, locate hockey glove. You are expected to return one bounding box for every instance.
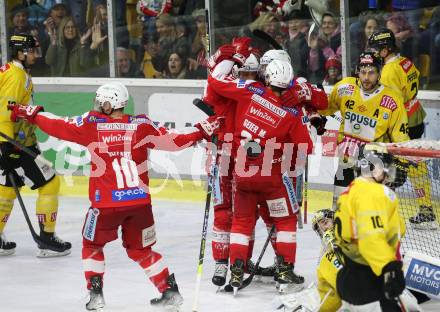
[280,83,312,108]
[309,113,327,135]
[8,104,44,123]
[195,116,223,140]
[0,142,18,173]
[207,44,236,70]
[382,260,405,300]
[231,37,252,66]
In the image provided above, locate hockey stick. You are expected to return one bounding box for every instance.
[303,157,309,224]
[224,225,276,292]
[252,29,283,50]
[0,131,53,168]
[295,174,304,229]
[193,98,215,117]
[7,171,64,251]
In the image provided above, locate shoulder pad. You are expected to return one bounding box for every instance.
[336,82,356,97]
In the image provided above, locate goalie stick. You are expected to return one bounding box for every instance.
[224,225,276,293]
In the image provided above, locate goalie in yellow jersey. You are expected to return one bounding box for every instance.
[368,29,437,230]
[335,144,407,311]
[0,34,71,257]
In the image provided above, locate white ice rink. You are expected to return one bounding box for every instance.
[1,195,439,312]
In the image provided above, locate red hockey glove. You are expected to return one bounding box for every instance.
[8,104,44,123]
[195,116,223,140]
[309,112,327,135]
[281,83,312,107]
[231,37,252,66]
[207,44,236,70]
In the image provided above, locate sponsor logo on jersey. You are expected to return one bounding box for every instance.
[358,105,367,112]
[247,104,280,127]
[251,94,286,117]
[337,84,355,96]
[0,63,10,72]
[108,151,132,158]
[129,116,150,124]
[408,71,417,82]
[246,84,265,95]
[283,106,299,116]
[383,112,389,120]
[100,133,134,144]
[50,212,57,222]
[415,188,426,198]
[73,116,84,127]
[87,115,106,123]
[405,258,440,296]
[237,79,246,88]
[83,208,100,241]
[345,111,377,128]
[302,115,309,124]
[344,112,377,142]
[267,197,289,217]
[97,123,138,131]
[111,187,149,201]
[380,95,398,111]
[400,58,413,73]
[36,213,46,223]
[142,225,157,247]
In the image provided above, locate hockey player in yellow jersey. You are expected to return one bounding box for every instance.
[320,52,410,206]
[0,34,71,257]
[369,29,437,230]
[335,144,406,311]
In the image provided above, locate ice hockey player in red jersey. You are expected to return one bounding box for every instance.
[208,59,313,294]
[8,82,221,311]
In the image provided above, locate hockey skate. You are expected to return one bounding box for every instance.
[36,230,72,258]
[212,260,228,288]
[276,257,304,294]
[229,259,245,296]
[150,274,183,311]
[0,233,16,256]
[86,275,105,311]
[409,206,439,230]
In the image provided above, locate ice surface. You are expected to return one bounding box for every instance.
[1,196,439,311]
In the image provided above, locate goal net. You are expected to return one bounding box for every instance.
[376,140,440,259]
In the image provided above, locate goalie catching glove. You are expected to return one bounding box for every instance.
[8,104,44,123]
[381,260,405,300]
[195,116,224,140]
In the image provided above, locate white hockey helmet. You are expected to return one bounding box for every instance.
[94,82,129,111]
[260,49,291,65]
[265,60,293,89]
[237,53,259,72]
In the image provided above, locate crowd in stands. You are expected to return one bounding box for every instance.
[3,0,440,88]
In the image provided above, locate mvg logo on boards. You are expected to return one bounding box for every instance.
[406,258,440,295]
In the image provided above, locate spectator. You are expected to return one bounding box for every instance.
[322,56,342,86]
[116,47,144,78]
[188,9,207,79]
[45,16,90,77]
[351,13,383,70]
[320,12,341,55]
[85,4,110,76]
[386,12,417,61]
[286,11,309,78]
[163,52,191,79]
[140,33,162,78]
[154,14,177,72]
[43,3,70,37]
[307,23,333,84]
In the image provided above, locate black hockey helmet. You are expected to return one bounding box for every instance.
[356,144,395,184]
[9,33,38,57]
[368,28,397,52]
[356,51,382,73]
[312,209,334,237]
